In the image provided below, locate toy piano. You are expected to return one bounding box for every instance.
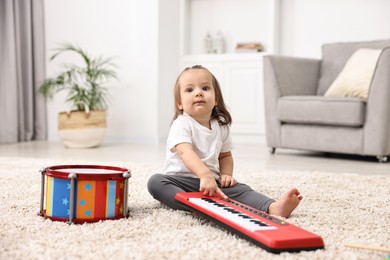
[175,192,324,253]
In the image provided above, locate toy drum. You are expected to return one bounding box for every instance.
[38,165,131,224]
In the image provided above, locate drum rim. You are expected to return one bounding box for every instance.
[40,209,130,224]
[43,165,129,180]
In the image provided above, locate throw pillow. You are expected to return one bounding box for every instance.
[324,48,382,98]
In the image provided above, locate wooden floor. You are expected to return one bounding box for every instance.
[0,141,388,176]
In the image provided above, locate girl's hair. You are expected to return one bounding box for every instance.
[173,65,232,126]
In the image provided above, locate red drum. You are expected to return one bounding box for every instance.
[39,165,131,224]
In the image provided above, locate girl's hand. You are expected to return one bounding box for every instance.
[219,174,237,188]
[200,175,227,199]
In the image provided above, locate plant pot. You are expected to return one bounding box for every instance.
[58,110,107,148]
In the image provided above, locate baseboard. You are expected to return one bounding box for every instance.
[48,133,266,145]
[231,133,266,144]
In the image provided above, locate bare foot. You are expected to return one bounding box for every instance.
[268,188,303,218]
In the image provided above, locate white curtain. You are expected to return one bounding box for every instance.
[0,0,47,143]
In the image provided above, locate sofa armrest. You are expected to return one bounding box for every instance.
[364,47,390,155]
[263,55,321,147]
[263,55,321,96]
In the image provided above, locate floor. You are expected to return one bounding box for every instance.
[0,141,388,176]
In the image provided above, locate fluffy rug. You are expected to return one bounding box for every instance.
[0,156,389,259]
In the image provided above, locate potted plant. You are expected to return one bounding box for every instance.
[39,43,117,148]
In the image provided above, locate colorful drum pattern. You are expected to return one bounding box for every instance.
[39,165,131,224]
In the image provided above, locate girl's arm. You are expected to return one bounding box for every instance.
[175,142,227,199]
[219,151,237,188]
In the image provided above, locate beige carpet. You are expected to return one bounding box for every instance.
[0,156,389,259]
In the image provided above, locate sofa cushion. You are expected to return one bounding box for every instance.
[317,39,390,95]
[324,48,382,99]
[277,96,366,127]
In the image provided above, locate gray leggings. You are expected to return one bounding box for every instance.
[147,174,275,213]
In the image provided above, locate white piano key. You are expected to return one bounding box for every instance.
[189,198,277,232]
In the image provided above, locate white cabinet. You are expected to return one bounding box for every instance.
[181,54,265,136]
[225,60,265,135]
[179,0,280,143]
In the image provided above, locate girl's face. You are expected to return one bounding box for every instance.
[177,69,216,123]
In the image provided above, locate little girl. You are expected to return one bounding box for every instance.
[147,65,302,218]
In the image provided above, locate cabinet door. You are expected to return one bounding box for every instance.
[180,58,265,137]
[224,62,264,135]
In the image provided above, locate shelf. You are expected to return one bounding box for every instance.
[180,0,280,57]
[180,52,271,63]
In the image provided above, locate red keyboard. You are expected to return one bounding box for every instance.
[175,192,324,253]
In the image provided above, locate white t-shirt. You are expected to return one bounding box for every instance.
[162,113,233,178]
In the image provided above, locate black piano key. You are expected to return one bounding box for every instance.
[200,197,284,226]
[250,220,268,226]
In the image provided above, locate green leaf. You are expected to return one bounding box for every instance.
[38,42,118,112]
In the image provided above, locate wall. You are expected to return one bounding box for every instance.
[43,0,390,144]
[280,0,390,58]
[43,0,179,144]
[158,1,180,143]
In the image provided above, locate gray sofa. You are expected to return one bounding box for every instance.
[263,39,390,162]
